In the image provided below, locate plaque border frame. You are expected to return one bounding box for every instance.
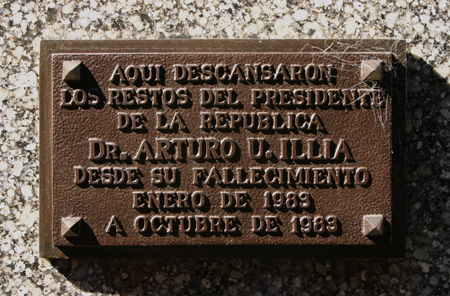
[39,39,406,258]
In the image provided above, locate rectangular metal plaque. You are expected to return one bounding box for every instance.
[40,40,405,258]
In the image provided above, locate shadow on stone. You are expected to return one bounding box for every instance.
[48,54,450,295]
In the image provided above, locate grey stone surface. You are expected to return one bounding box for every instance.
[0,0,449,295]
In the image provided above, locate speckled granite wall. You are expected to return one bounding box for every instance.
[0,0,449,295]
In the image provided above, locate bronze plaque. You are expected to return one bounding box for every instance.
[40,40,406,258]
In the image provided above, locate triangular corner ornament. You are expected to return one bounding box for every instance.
[61,217,83,238]
[362,215,384,237]
[62,61,83,82]
[361,59,384,82]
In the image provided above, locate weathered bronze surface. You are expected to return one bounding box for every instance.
[40,40,406,258]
